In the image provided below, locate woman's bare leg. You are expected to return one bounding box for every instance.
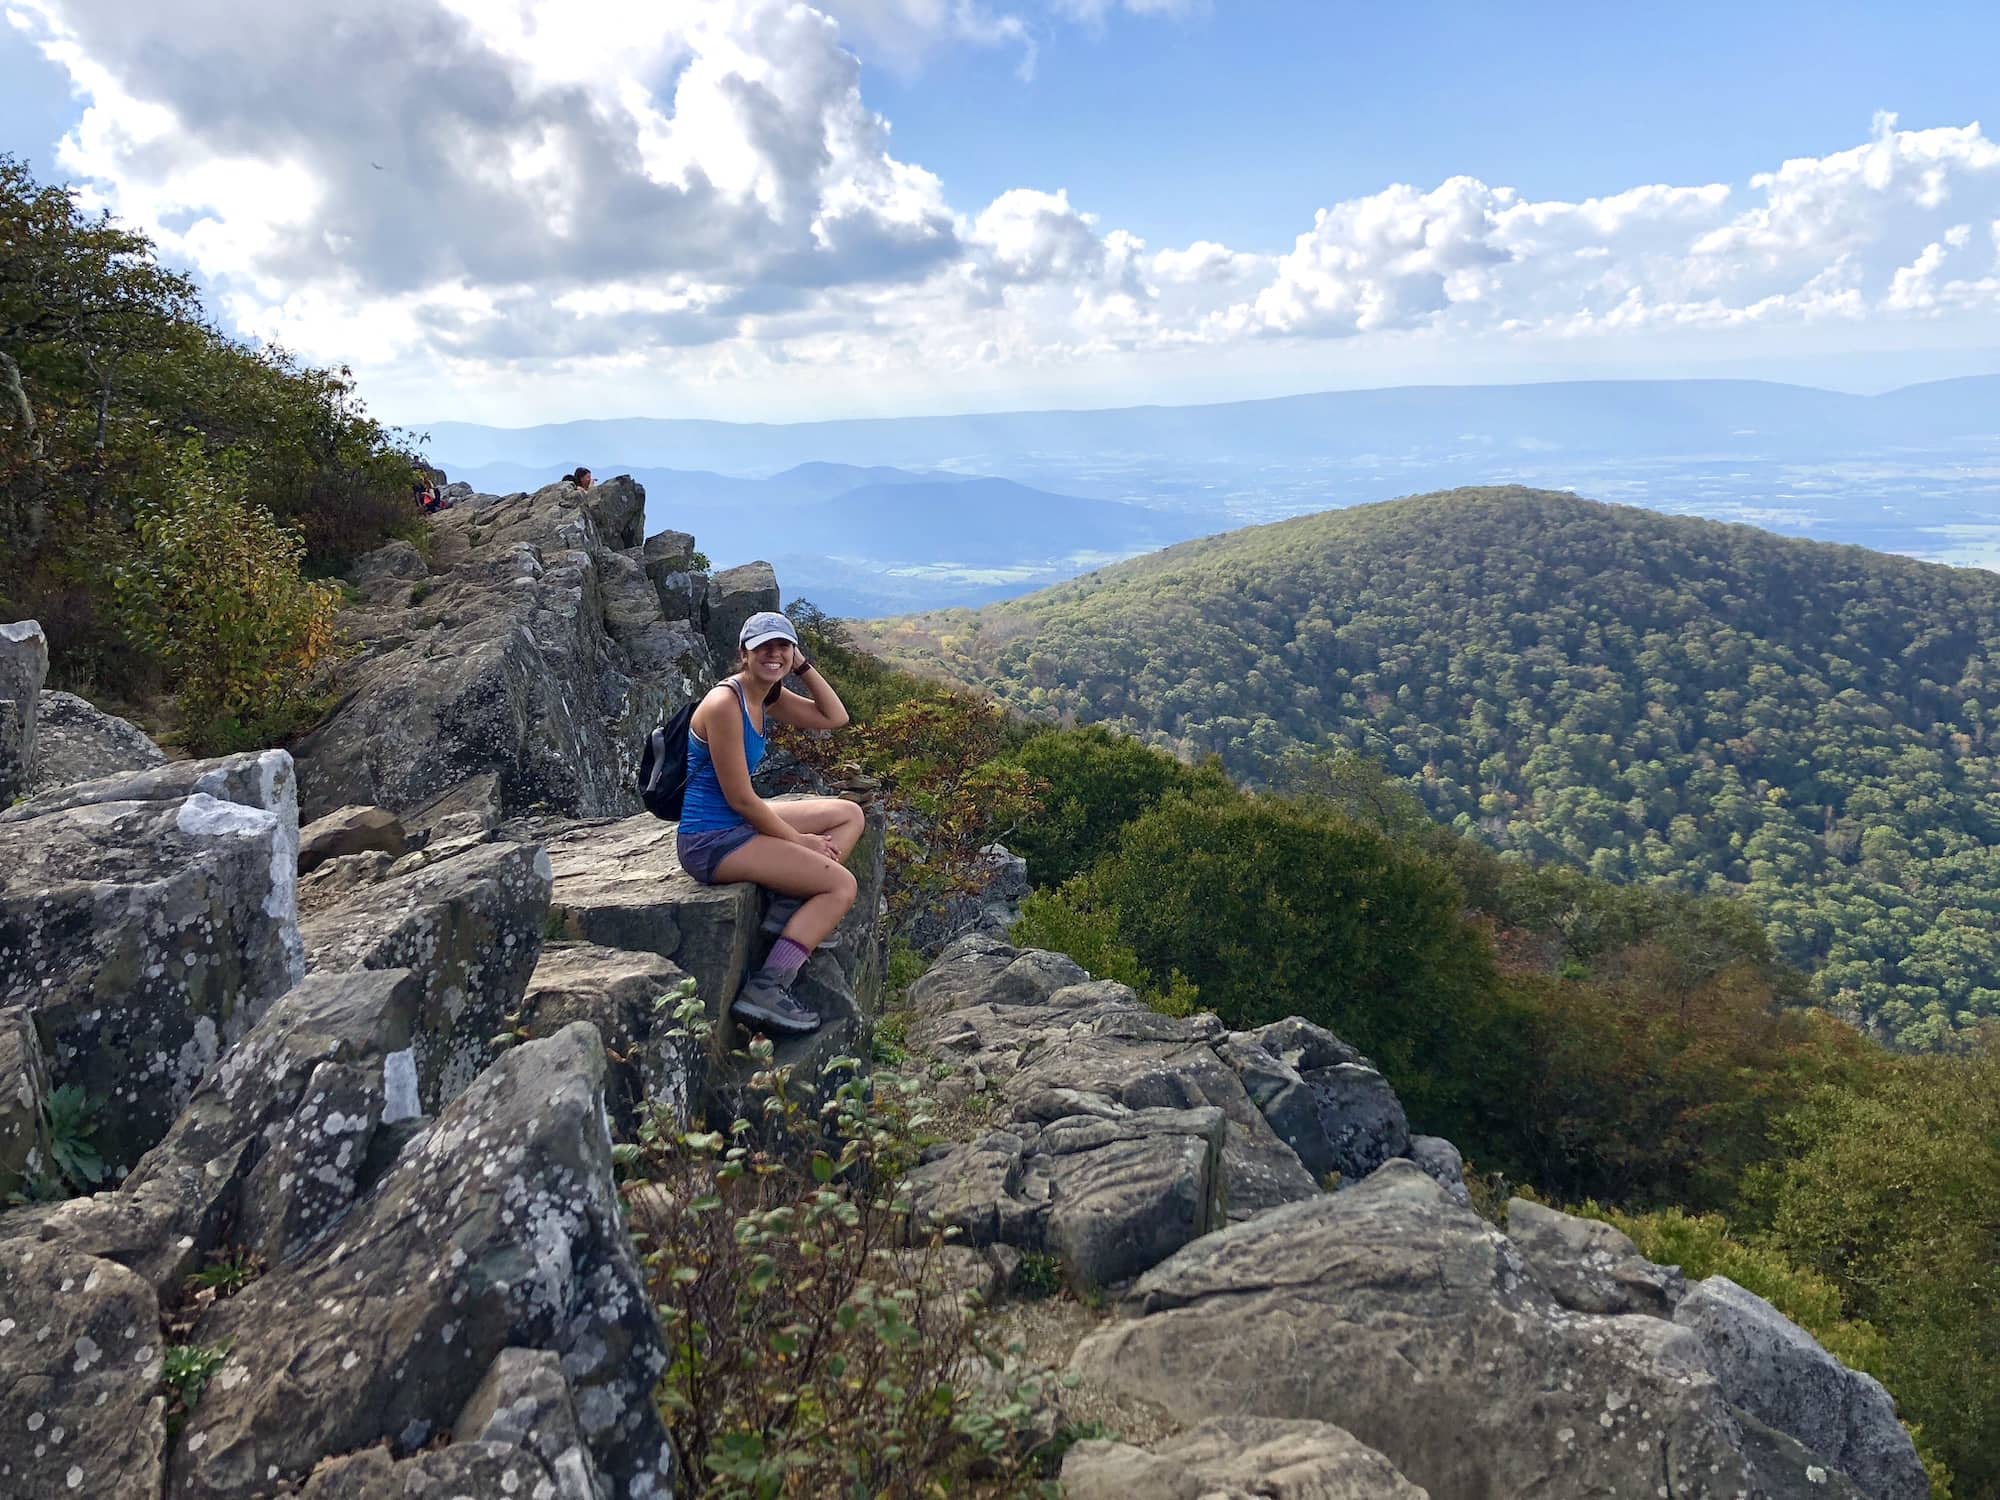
[769,796,867,860]
[711,833,859,949]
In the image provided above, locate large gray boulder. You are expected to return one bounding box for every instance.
[27,688,166,795]
[299,838,553,1112]
[1506,1196,1685,1316]
[167,1022,672,1499]
[1072,1160,1865,1500]
[1063,1417,1425,1500]
[0,618,48,803]
[294,1444,550,1498]
[292,475,708,822]
[0,970,423,1297]
[704,559,780,663]
[640,529,708,631]
[1675,1276,1927,1500]
[0,749,303,1176]
[0,1239,167,1500]
[519,941,694,1135]
[900,940,1324,1285]
[453,1347,605,1500]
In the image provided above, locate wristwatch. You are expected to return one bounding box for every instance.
[794,657,814,676]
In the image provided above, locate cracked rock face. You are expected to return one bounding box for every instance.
[1071,1160,1867,1500]
[300,838,553,1113]
[0,750,303,1177]
[27,688,166,796]
[1063,1416,1426,1500]
[0,1003,52,1198]
[1507,1196,1686,1317]
[899,937,1455,1287]
[520,942,694,1137]
[292,476,710,822]
[0,969,425,1301]
[167,1022,672,1500]
[0,1239,167,1500]
[1675,1276,1928,1500]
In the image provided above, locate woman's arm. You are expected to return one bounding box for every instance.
[698,686,813,843]
[767,649,850,731]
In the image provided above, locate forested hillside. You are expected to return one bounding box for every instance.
[862,486,2000,1048]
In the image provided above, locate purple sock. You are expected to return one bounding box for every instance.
[762,937,811,978]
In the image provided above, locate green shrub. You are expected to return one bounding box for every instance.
[112,442,344,751]
[1009,887,1197,1018]
[1752,1043,2000,1497]
[625,997,1063,1498]
[1000,726,1230,888]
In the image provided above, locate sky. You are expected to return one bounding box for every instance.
[4,0,2000,426]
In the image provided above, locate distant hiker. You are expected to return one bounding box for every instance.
[570,466,594,490]
[677,610,860,1035]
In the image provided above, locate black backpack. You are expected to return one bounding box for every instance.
[639,679,783,821]
[638,701,697,819]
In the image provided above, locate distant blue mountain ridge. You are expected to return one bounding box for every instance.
[423,375,2000,618]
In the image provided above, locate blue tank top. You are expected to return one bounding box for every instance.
[679,679,765,832]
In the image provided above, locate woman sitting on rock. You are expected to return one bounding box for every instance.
[677,610,863,1035]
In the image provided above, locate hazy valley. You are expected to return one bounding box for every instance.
[427,375,2000,615]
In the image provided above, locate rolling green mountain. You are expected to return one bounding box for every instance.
[862,486,2000,1048]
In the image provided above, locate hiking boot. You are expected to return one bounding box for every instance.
[730,969,821,1036]
[760,894,803,937]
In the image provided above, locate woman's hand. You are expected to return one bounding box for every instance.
[798,830,841,859]
[790,645,810,676]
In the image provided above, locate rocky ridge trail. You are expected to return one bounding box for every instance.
[0,472,1934,1498]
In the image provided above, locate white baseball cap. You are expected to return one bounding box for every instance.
[739,611,799,650]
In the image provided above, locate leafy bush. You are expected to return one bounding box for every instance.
[1009,887,1196,1017]
[1061,791,1512,1137]
[1752,1042,2000,1497]
[999,726,1229,888]
[625,997,1064,1498]
[112,442,344,751]
[2,156,419,699]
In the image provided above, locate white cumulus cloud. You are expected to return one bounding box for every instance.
[9,1,2000,419]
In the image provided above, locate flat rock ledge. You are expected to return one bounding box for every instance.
[899,935,1456,1290]
[1069,1161,1913,1500]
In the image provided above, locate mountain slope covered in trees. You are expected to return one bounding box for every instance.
[861,486,2000,1048]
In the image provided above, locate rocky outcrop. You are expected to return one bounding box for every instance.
[1063,1417,1426,1499]
[519,941,694,1135]
[299,838,553,1112]
[0,969,422,1297]
[296,803,406,874]
[0,1239,167,1499]
[0,618,48,803]
[0,749,303,1176]
[291,475,720,823]
[168,1022,672,1499]
[1676,1276,1929,1500]
[703,560,779,665]
[900,938,1453,1287]
[27,688,167,794]
[1506,1196,1686,1316]
[1071,1161,1866,1500]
